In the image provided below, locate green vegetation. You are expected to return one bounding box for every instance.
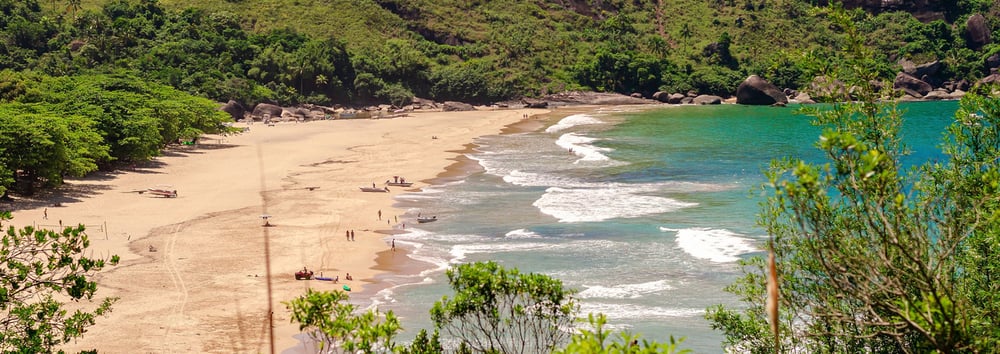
[0,69,232,195]
[284,288,402,353]
[286,261,691,353]
[0,211,120,353]
[706,8,1000,352]
[430,261,577,353]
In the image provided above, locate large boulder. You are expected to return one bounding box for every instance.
[978,73,1000,86]
[987,53,1000,71]
[912,60,942,79]
[693,95,723,105]
[442,101,475,111]
[219,100,245,121]
[736,75,788,105]
[893,72,932,97]
[652,91,670,102]
[521,98,548,108]
[667,93,685,104]
[252,103,283,120]
[808,76,849,100]
[966,14,991,49]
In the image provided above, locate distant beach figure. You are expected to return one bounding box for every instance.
[43,208,47,220]
[350,230,355,240]
[372,182,376,189]
[346,273,353,281]
[346,230,350,241]
[391,239,396,251]
[378,209,382,220]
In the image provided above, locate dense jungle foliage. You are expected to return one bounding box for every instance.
[7,0,1000,107]
[0,0,998,195]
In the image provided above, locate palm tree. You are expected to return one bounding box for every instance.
[65,0,81,19]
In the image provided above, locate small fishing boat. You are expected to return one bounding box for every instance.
[417,216,438,223]
[360,187,389,192]
[386,182,413,187]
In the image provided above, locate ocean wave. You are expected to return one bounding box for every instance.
[450,242,557,262]
[579,302,704,320]
[545,114,605,133]
[535,187,697,223]
[504,229,543,239]
[578,280,674,299]
[664,227,761,263]
[555,133,613,163]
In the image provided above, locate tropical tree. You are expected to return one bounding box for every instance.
[706,7,1000,352]
[284,288,401,353]
[554,314,691,354]
[430,261,578,354]
[0,213,120,353]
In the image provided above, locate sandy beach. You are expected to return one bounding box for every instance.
[5,108,546,353]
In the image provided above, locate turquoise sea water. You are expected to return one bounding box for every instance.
[362,101,960,352]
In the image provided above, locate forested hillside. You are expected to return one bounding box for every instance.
[42,0,1000,105]
[1,0,999,195]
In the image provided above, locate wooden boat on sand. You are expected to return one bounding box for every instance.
[360,187,389,192]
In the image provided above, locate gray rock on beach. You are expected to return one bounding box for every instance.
[893,72,932,98]
[693,95,723,105]
[220,100,246,121]
[252,103,283,120]
[442,101,475,111]
[736,75,788,105]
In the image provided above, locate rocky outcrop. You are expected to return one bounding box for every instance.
[219,100,245,121]
[792,92,816,104]
[824,0,944,21]
[966,14,991,50]
[736,75,788,105]
[693,95,723,105]
[652,91,670,102]
[540,91,656,106]
[893,72,932,98]
[808,76,849,100]
[251,103,283,120]
[442,101,475,111]
[987,53,1000,72]
[521,98,548,108]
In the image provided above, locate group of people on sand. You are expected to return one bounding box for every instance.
[345,230,356,241]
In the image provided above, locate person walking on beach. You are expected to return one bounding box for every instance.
[346,230,350,241]
[43,208,48,220]
[391,239,396,252]
[351,230,355,241]
[378,209,382,220]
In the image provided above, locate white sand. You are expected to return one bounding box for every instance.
[7,108,546,353]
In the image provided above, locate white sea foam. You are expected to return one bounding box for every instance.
[535,186,697,223]
[665,227,761,263]
[450,242,556,262]
[545,114,604,133]
[579,302,704,320]
[504,229,542,239]
[578,280,674,299]
[556,133,613,163]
